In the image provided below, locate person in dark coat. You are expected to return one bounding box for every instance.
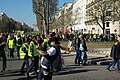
[107,39,118,71]
[73,35,81,64]
[0,33,7,72]
[114,35,120,70]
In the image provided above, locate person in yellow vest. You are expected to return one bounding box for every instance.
[25,36,39,77]
[19,39,32,73]
[16,35,22,59]
[40,34,49,52]
[8,34,15,58]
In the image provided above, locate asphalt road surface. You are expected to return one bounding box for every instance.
[0,52,120,80]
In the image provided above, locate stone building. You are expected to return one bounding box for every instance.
[85,0,120,34]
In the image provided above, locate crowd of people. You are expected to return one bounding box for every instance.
[0,32,63,80]
[0,31,120,80]
[85,34,117,42]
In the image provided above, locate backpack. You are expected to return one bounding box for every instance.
[17,38,22,45]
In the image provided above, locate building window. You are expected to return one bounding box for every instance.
[106,29,110,34]
[106,22,109,27]
[106,11,111,16]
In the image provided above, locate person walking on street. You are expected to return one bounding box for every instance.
[107,35,120,71]
[38,38,58,80]
[73,35,81,64]
[7,34,15,58]
[79,34,88,66]
[19,39,32,73]
[0,33,7,72]
[107,39,119,71]
[111,35,120,71]
[25,36,39,77]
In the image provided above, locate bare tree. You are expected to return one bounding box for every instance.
[32,0,58,34]
[87,0,112,34]
[112,0,120,22]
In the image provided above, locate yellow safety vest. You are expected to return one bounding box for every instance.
[28,46,32,57]
[30,41,38,56]
[42,39,49,50]
[19,44,32,59]
[8,39,14,49]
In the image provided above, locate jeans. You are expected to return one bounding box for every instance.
[21,59,29,72]
[26,56,39,74]
[108,59,119,70]
[74,50,81,64]
[80,51,87,63]
[17,46,21,58]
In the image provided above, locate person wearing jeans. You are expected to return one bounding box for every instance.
[107,35,120,71]
[79,34,88,65]
[80,51,87,65]
[75,49,81,64]
[107,39,119,71]
[73,36,81,64]
[115,35,120,71]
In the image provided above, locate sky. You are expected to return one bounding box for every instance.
[0,0,73,27]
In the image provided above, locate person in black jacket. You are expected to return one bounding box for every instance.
[114,35,120,71]
[107,39,118,71]
[0,33,7,72]
[73,35,81,64]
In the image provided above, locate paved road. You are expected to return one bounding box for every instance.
[0,52,120,80]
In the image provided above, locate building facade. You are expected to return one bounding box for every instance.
[72,0,87,34]
[0,10,33,33]
[85,0,120,34]
[56,2,73,33]
[55,0,120,35]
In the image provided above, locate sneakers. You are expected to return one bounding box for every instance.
[82,62,87,66]
[25,71,37,78]
[25,72,29,78]
[107,68,111,71]
[0,68,8,72]
[29,71,36,75]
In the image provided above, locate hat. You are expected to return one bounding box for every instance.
[49,38,55,43]
[50,32,56,37]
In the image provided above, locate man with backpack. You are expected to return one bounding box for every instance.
[38,38,58,80]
